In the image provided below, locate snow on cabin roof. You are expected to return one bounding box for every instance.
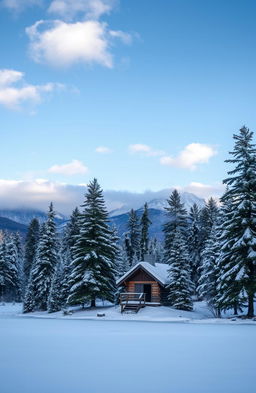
[116,262,170,287]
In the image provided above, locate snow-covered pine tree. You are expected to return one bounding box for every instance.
[23,218,39,289]
[167,230,194,311]
[148,238,164,263]
[31,203,59,311]
[200,198,219,244]
[117,246,130,278]
[67,179,117,307]
[0,238,9,303]
[23,276,36,313]
[13,232,23,300]
[217,126,256,317]
[5,234,21,302]
[125,209,141,266]
[187,203,203,291]
[215,196,244,314]
[48,261,64,313]
[163,189,188,262]
[109,225,123,277]
[140,203,152,261]
[197,225,221,317]
[60,208,81,307]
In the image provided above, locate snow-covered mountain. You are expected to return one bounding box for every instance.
[109,191,205,217]
[0,209,67,226]
[0,192,205,240]
[109,192,206,240]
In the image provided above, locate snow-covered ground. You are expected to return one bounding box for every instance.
[2,301,255,324]
[0,304,255,393]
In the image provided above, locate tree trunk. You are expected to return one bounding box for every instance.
[233,303,238,315]
[247,293,254,318]
[91,298,96,308]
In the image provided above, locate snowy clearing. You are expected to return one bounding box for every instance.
[2,302,256,325]
[0,307,255,393]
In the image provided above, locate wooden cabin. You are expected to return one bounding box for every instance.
[117,261,170,310]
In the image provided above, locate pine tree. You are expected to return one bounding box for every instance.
[116,246,130,278]
[13,232,23,300]
[31,204,59,311]
[198,226,221,317]
[5,234,21,301]
[214,197,241,314]
[60,208,81,306]
[48,262,64,313]
[125,209,140,266]
[0,239,9,303]
[163,189,188,262]
[0,233,21,302]
[200,198,219,244]
[23,218,39,289]
[149,238,164,263]
[23,277,35,313]
[217,126,256,317]
[187,204,203,290]
[68,179,117,307]
[140,203,152,261]
[167,231,193,311]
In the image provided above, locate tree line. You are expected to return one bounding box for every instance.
[0,126,255,317]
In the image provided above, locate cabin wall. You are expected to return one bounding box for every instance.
[124,281,161,303]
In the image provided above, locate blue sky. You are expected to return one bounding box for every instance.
[0,0,256,211]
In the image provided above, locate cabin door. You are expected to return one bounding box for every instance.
[143,284,152,302]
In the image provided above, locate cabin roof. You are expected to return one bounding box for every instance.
[116,262,170,287]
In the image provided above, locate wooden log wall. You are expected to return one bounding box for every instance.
[125,281,161,303]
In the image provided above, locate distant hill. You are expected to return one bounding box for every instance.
[0,209,68,226]
[0,192,205,241]
[109,192,205,217]
[0,217,28,236]
[109,193,205,240]
[109,208,167,241]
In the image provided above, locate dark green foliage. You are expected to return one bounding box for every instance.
[217,126,256,317]
[31,203,59,311]
[23,278,35,313]
[198,226,221,317]
[140,203,152,261]
[48,262,64,313]
[200,198,219,244]
[60,208,81,306]
[167,231,194,311]
[125,209,140,266]
[163,189,188,261]
[187,203,203,290]
[23,218,39,288]
[68,179,117,307]
[0,233,21,302]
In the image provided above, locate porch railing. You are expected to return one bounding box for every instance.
[119,292,146,313]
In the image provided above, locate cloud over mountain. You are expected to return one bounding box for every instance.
[0,179,224,215]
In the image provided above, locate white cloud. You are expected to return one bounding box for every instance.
[177,182,224,200]
[0,69,23,86]
[160,143,217,170]
[48,0,117,20]
[0,179,224,215]
[129,144,165,157]
[1,0,42,12]
[95,146,112,153]
[48,160,89,176]
[26,19,131,68]
[0,69,63,110]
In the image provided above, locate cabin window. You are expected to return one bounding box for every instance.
[134,283,144,293]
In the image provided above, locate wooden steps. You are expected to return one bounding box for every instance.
[120,293,146,313]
